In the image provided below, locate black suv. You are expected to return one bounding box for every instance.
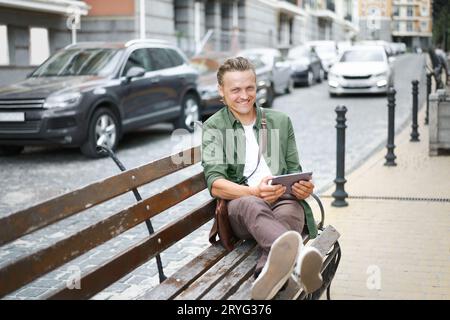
[0,39,200,157]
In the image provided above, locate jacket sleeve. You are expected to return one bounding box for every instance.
[201,123,228,196]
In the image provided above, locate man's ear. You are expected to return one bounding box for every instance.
[218,84,224,98]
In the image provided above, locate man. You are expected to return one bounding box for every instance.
[201,57,323,300]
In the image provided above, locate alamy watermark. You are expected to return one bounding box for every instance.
[366,265,382,290]
[66,265,81,290]
[170,126,281,173]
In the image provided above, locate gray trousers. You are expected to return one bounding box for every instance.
[227,195,305,274]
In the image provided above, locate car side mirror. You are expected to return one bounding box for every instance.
[388,57,396,64]
[125,66,146,79]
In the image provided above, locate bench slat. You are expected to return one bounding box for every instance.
[0,172,207,298]
[44,199,216,300]
[174,241,257,300]
[142,244,227,300]
[201,248,259,300]
[0,146,201,246]
[228,277,253,300]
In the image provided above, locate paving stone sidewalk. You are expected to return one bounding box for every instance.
[320,106,450,300]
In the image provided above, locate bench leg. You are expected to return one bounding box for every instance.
[302,241,341,300]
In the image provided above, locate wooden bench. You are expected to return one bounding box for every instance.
[0,146,341,300]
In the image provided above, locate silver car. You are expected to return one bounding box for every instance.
[328,45,394,96]
[238,48,294,96]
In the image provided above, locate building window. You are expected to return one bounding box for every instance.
[30,27,49,66]
[0,25,9,65]
[421,21,428,31]
[393,6,399,16]
[421,5,428,16]
[407,6,413,17]
[407,21,413,32]
[394,21,400,31]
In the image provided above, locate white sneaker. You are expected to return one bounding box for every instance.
[251,231,302,300]
[293,246,323,294]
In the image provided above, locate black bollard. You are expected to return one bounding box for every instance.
[410,80,420,141]
[385,87,397,166]
[425,73,431,125]
[332,105,348,207]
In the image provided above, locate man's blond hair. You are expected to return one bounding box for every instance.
[217,56,256,86]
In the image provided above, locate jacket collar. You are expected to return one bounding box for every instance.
[226,104,263,129]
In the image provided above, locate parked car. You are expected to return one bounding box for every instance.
[190,54,272,116]
[328,45,394,96]
[357,40,395,57]
[0,39,200,157]
[305,40,339,79]
[287,45,323,86]
[237,48,294,96]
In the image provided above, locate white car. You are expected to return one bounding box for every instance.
[305,40,339,79]
[328,46,394,96]
[238,48,294,95]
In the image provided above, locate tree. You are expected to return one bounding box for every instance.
[432,0,450,51]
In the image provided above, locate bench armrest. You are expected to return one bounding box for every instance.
[310,193,325,230]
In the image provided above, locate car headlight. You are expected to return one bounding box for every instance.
[44,92,82,109]
[257,80,269,88]
[328,72,340,79]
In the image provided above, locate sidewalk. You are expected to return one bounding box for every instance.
[319,104,450,299]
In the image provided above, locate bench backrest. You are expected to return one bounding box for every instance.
[0,146,215,299]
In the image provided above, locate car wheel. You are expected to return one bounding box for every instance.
[175,93,200,133]
[81,108,119,158]
[0,145,24,156]
[262,85,274,108]
[285,78,294,94]
[307,70,314,86]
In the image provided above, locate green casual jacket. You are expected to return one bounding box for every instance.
[201,104,318,239]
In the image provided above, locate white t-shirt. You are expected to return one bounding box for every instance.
[242,122,272,187]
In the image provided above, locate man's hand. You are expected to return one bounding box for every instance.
[292,180,314,200]
[251,176,286,204]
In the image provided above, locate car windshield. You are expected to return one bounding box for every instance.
[340,50,384,62]
[30,48,122,77]
[246,55,266,69]
[313,45,336,55]
[288,46,309,59]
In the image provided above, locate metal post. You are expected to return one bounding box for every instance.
[425,73,431,125]
[410,80,420,142]
[139,0,146,39]
[332,105,348,207]
[97,146,167,283]
[385,87,397,166]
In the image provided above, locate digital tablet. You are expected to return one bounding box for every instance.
[270,172,313,194]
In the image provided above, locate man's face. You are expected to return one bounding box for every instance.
[218,70,257,117]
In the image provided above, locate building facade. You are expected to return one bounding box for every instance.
[391,0,432,49]
[0,0,360,86]
[0,0,89,86]
[357,0,432,47]
[358,0,393,41]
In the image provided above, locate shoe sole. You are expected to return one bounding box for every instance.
[299,247,323,294]
[251,232,300,300]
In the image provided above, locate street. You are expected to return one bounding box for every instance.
[0,53,427,299]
